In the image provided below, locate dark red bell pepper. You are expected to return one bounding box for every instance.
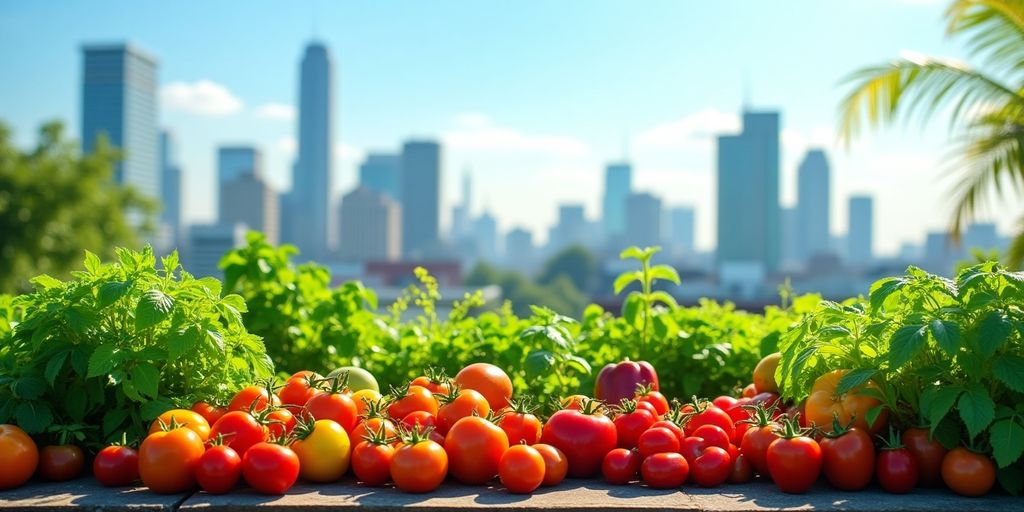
[594,360,659,405]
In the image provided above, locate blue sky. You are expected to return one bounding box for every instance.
[0,0,1009,254]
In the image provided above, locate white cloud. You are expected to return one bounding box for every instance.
[161,80,243,117]
[632,108,741,151]
[255,102,296,121]
[275,136,296,156]
[442,114,589,157]
[335,143,365,161]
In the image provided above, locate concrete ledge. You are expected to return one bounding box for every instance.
[0,479,187,512]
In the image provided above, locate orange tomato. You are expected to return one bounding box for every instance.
[388,385,438,419]
[444,416,509,485]
[390,439,448,493]
[436,389,490,435]
[139,427,205,493]
[0,424,38,489]
[533,443,568,486]
[149,409,211,441]
[805,370,887,434]
[453,363,513,410]
[352,389,383,417]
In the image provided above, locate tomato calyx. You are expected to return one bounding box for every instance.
[505,396,539,415]
[771,414,810,440]
[359,397,392,421]
[362,421,396,446]
[206,432,231,447]
[319,371,351,395]
[819,412,857,439]
[421,366,452,388]
[740,403,778,427]
[877,426,905,451]
[635,383,657,396]
[154,416,185,433]
[395,423,438,446]
[614,399,640,416]
[576,398,606,416]
[433,386,463,406]
[289,416,319,442]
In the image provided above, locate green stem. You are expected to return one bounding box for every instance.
[641,258,651,361]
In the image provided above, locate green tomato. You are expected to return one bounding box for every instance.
[327,366,379,392]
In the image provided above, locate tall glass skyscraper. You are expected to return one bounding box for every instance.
[716,110,780,272]
[218,146,263,183]
[160,130,182,248]
[848,196,874,264]
[358,153,401,201]
[400,140,441,258]
[796,149,831,262]
[81,43,160,203]
[602,162,632,241]
[284,42,334,260]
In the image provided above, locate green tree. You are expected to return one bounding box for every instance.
[838,0,1024,266]
[539,245,598,293]
[466,261,588,317]
[0,121,154,292]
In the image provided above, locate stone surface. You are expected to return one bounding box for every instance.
[0,479,187,512]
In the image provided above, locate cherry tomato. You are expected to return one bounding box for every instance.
[691,424,730,450]
[304,388,359,436]
[196,445,241,494]
[278,372,322,413]
[266,408,296,439]
[713,395,739,411]
[453,362,513,410]
[499,444,545,493]
[903,427,947,487]
[765,420,822,494]
[941,447,996,497]
[0,424,38,490]
[877,447,918,494]
[641,452,689,489]
[229,385,280,413]
[684,403,735,439]
[691,446,732,487]
[389,385,439,420]
[533,443,568,486]
[291,419,351,483]
[602,448,641,485]
[728,453,754,484]
[352,440,395,486]
[391,438,448,493]
[540,403,617,477]
[820,427,875,491]
[149,409,211,441]
[39,445,85,481]
[241,442,300,494]
[638,427,681,458]
[139,427,205,493]
[192,401,227,426]
[613,401,657,449]
[411,371,451,395]
[636,386,670,416]
[444,416,509,485]
[497,401,543,445]
[93,444,139,487]
[209,411,266,456]
[435,388,490,435]
[806,370,887,435]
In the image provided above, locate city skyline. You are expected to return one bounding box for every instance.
[1,1,1014,256]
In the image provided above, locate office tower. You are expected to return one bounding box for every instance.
[668,206,695,257]
[160,130,182,249]
[602,162,632,241]
[451,170,472,242]
[283,42,335,260]
[81,43,160,204]
[847,196,874,264]
[358,153,401,201]
[338,186,401,262]
[473,210,499,262]
[963,223,1000,253]
[716,110,780,272]
[400,140,441,258]
[625,192,663,249]
[188,224,248,278]
[505,227,535,272]
[796,149,831,262]
[220,173,280,244]
[218,146,263,183]
[548,204,587,254]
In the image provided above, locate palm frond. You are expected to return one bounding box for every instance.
[946,0,1024,75]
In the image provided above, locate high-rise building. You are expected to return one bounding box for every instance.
[472,210,499,262]
[780,207,799,269]
[283,42,335,260]
[358,153,400,201]
[188,223,248,278]
[218,146,263,183]
[338,186,401,262]
[548,204,587,254]
[505,228,535,272]
[847,196,874,264]
[716,110,780,273]
[625,193,663,249]
[450,170,473,242]
[160,130,183,249]
[400,140,441,258]
[668,206,695,257]
[220,173,280,244]
[81,43,160,205]
[963,223,1000,253]
[796,149,831,262]
[602,162,632,242]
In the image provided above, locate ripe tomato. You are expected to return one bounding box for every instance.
[242,442,300,495]
[209,411,267,455]
[691,424,730,450]
[765,419,822,494]
[498,400,543,445]
[196,445,241,494]
[713,395,739,411]
[352,389,383,417]
[389,385,438,420]
[941,447,996,497]
[877,447,918,494]
[352,438,395,486]
[560,394,591,411]
[93,444,139,487]
[638,427,681,458]
[192,401,227,426]
[266,408,296,439]
[352,417,397,445]
[229,385,280,413]
[139,427,205,493]
[499,444,545,493]
[602,448,641,485]
[278,372,322,413]
[635,385,670,416]
[806,370,887,435]
[401,410,437,432]
[533,443,568,486]
[0,424,38,490]
[739,405,779,476]
[903,427,947,487]
[728,453,754,484]
[641,452,689,489]
[454,362,513,410]
[435,388,490,435]
[613,400,658,449]
[445,416,509,484]
[820,427,875,491]
[149,409,211,441]
[304,387,359,435]
[39,445,85,481]
[690,446,732,487]
[742,383,757,398]
[540,401,617,477]
[753,352,781,393]
[411,369,451,395]
[291,419,351,482]
[650,419,684,444]
[391,437,448,493]
[684,403,734,439]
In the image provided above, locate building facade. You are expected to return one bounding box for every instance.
[339,186,401,262]
[400,140,441,258]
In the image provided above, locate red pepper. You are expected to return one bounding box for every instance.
[594,360,659,405]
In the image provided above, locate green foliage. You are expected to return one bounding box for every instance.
[614,246,681,360]
[465,262,587,317]
[0,121,156,293]
[0,247,273,449]
[539,245,598,293]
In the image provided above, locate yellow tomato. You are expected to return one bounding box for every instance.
[148,409,211,441]
[291,419,351,482]
[352,389,383,417]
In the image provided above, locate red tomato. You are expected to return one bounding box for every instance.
[389,385,439,420]
[602,448,641,485]
[444,416,509,484]
[641,452,689,489]
[454,362,514,410]
[765,419,822,494]
[728,453,754,484]
[650,420,684,444]
[229,385,280,414]
[742,384,757,398]
[499,444,545,494]
[401,411,437,432]
[941,448,995,497]
[638,427,681,458]
[497,401,543,445]
[435,389,490,435]
[352,440,395,486]
[540,402,617,478]
[93,445,139,487]
[684,403,735,439]
[241,442,300,494]
[139,427,205,493]
[903,427,947,487]
[820,427,875,491]
[613,401,657,449]
[39,445,85,481]
[0,424,38,490]
[304,388,359,435]
[691,424,730,450]
[680,435,709,467]
[391,438,449,493]
[713,395,739,410]
[690,446,732,487]
[196,445,241,494]
[266,408,297,439]
[209,411,267,456]
[877,447,918,494]
[192,401,227,426]
[533,443,568,486]
[410,370,451,395]
[278,372,322,413]
[352,417,397,446]
[635,385,670,416]
[739,405,779,476]
[635,400,660,418]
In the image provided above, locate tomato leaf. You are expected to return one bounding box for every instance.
[97,280,132,309]
[998,462,1024,496]
[44,352,69,386]
[958,386,996,439]
[990,417,1024,468]
[130,362,160,398]
[869,277,905,311]
[102,408,130,436]
[888,324,928,367]
[135,289,174,330]
[562,354,592,375]
[613,271,641,294]
[86,343,118,378]
[929,318,961,356]
[649,265,681,285]
[524,350,555,380]
[13,375,46,400]
[993,355,1024,393]
[14,401,53,434]
[64,386,87,422]
[920,385,962,431]
[836,368,876,395]
[140,398,176,421]
[977,310,1011,358]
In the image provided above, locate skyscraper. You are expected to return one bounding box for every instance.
[451,170,472,242]
[625,193,663,249]
[220,173,280,245]
[505,228,535,272]
[358,153,401,201]
[668,206,695,257]
[472,210,499,262]
[602,162,632,242]
[188,224,248,278]
[160,130,182,249]
[716,110,780,272]
[284,42,334,260]
[400,140,441,258]
[847,196,873,265]
[548,204,587,254]
[218,146,263,183]
[339,186,401,262]
[796,149,831,262]
[81,43,160,203]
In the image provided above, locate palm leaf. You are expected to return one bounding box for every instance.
[946,0,1024,75]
